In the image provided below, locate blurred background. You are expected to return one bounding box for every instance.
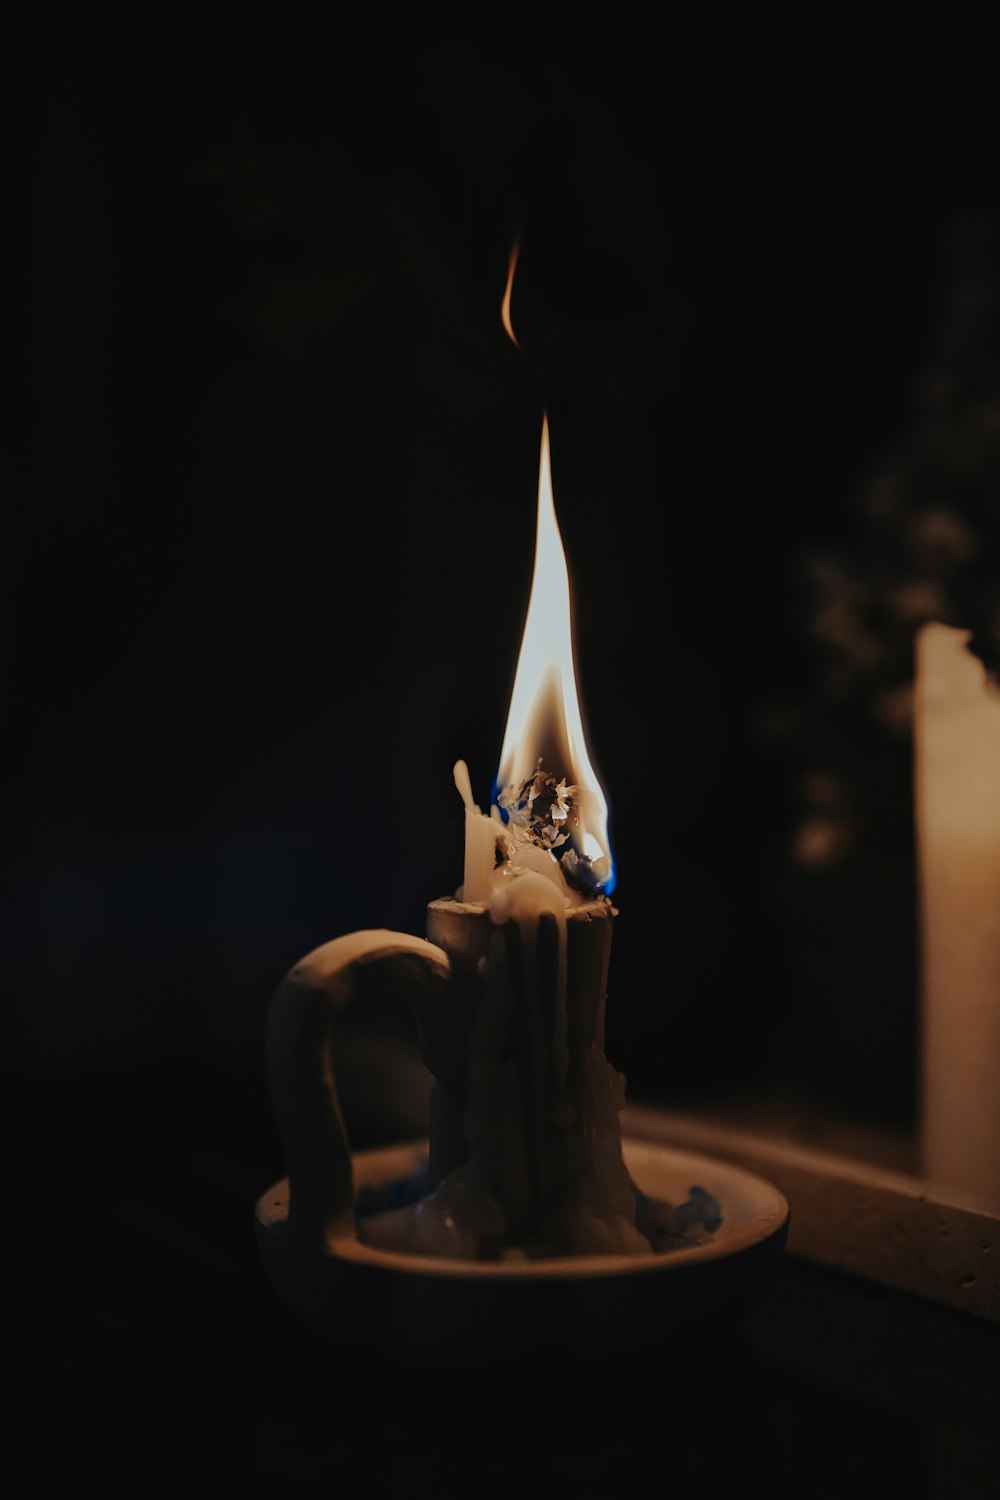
[16,14,999,1260]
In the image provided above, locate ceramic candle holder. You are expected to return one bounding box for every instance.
[255,924,790,1372]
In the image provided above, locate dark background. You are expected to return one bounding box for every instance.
[13,15,1000,1496]
[16,8,1000,1299]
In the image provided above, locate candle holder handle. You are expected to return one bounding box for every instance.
[264,929,451,1253]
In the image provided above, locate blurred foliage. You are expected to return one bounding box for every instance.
[757,208,999,882]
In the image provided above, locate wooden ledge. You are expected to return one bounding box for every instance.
[623,1100,1000,1323]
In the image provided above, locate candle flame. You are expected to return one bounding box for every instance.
[501,237,520,349]
[493,415,614,896]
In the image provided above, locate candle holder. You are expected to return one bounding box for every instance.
[255,921,789,1373]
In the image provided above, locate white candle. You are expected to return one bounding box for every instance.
[409,251,639,1257]
[915,621,1000,1204]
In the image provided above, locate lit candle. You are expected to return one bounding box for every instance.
[401,248,641,1256]
[915,621,1000,1203]
[403,392,648,1260]
[260,250,711,1278]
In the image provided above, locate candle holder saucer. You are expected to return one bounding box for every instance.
[255,1134,789,1374]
